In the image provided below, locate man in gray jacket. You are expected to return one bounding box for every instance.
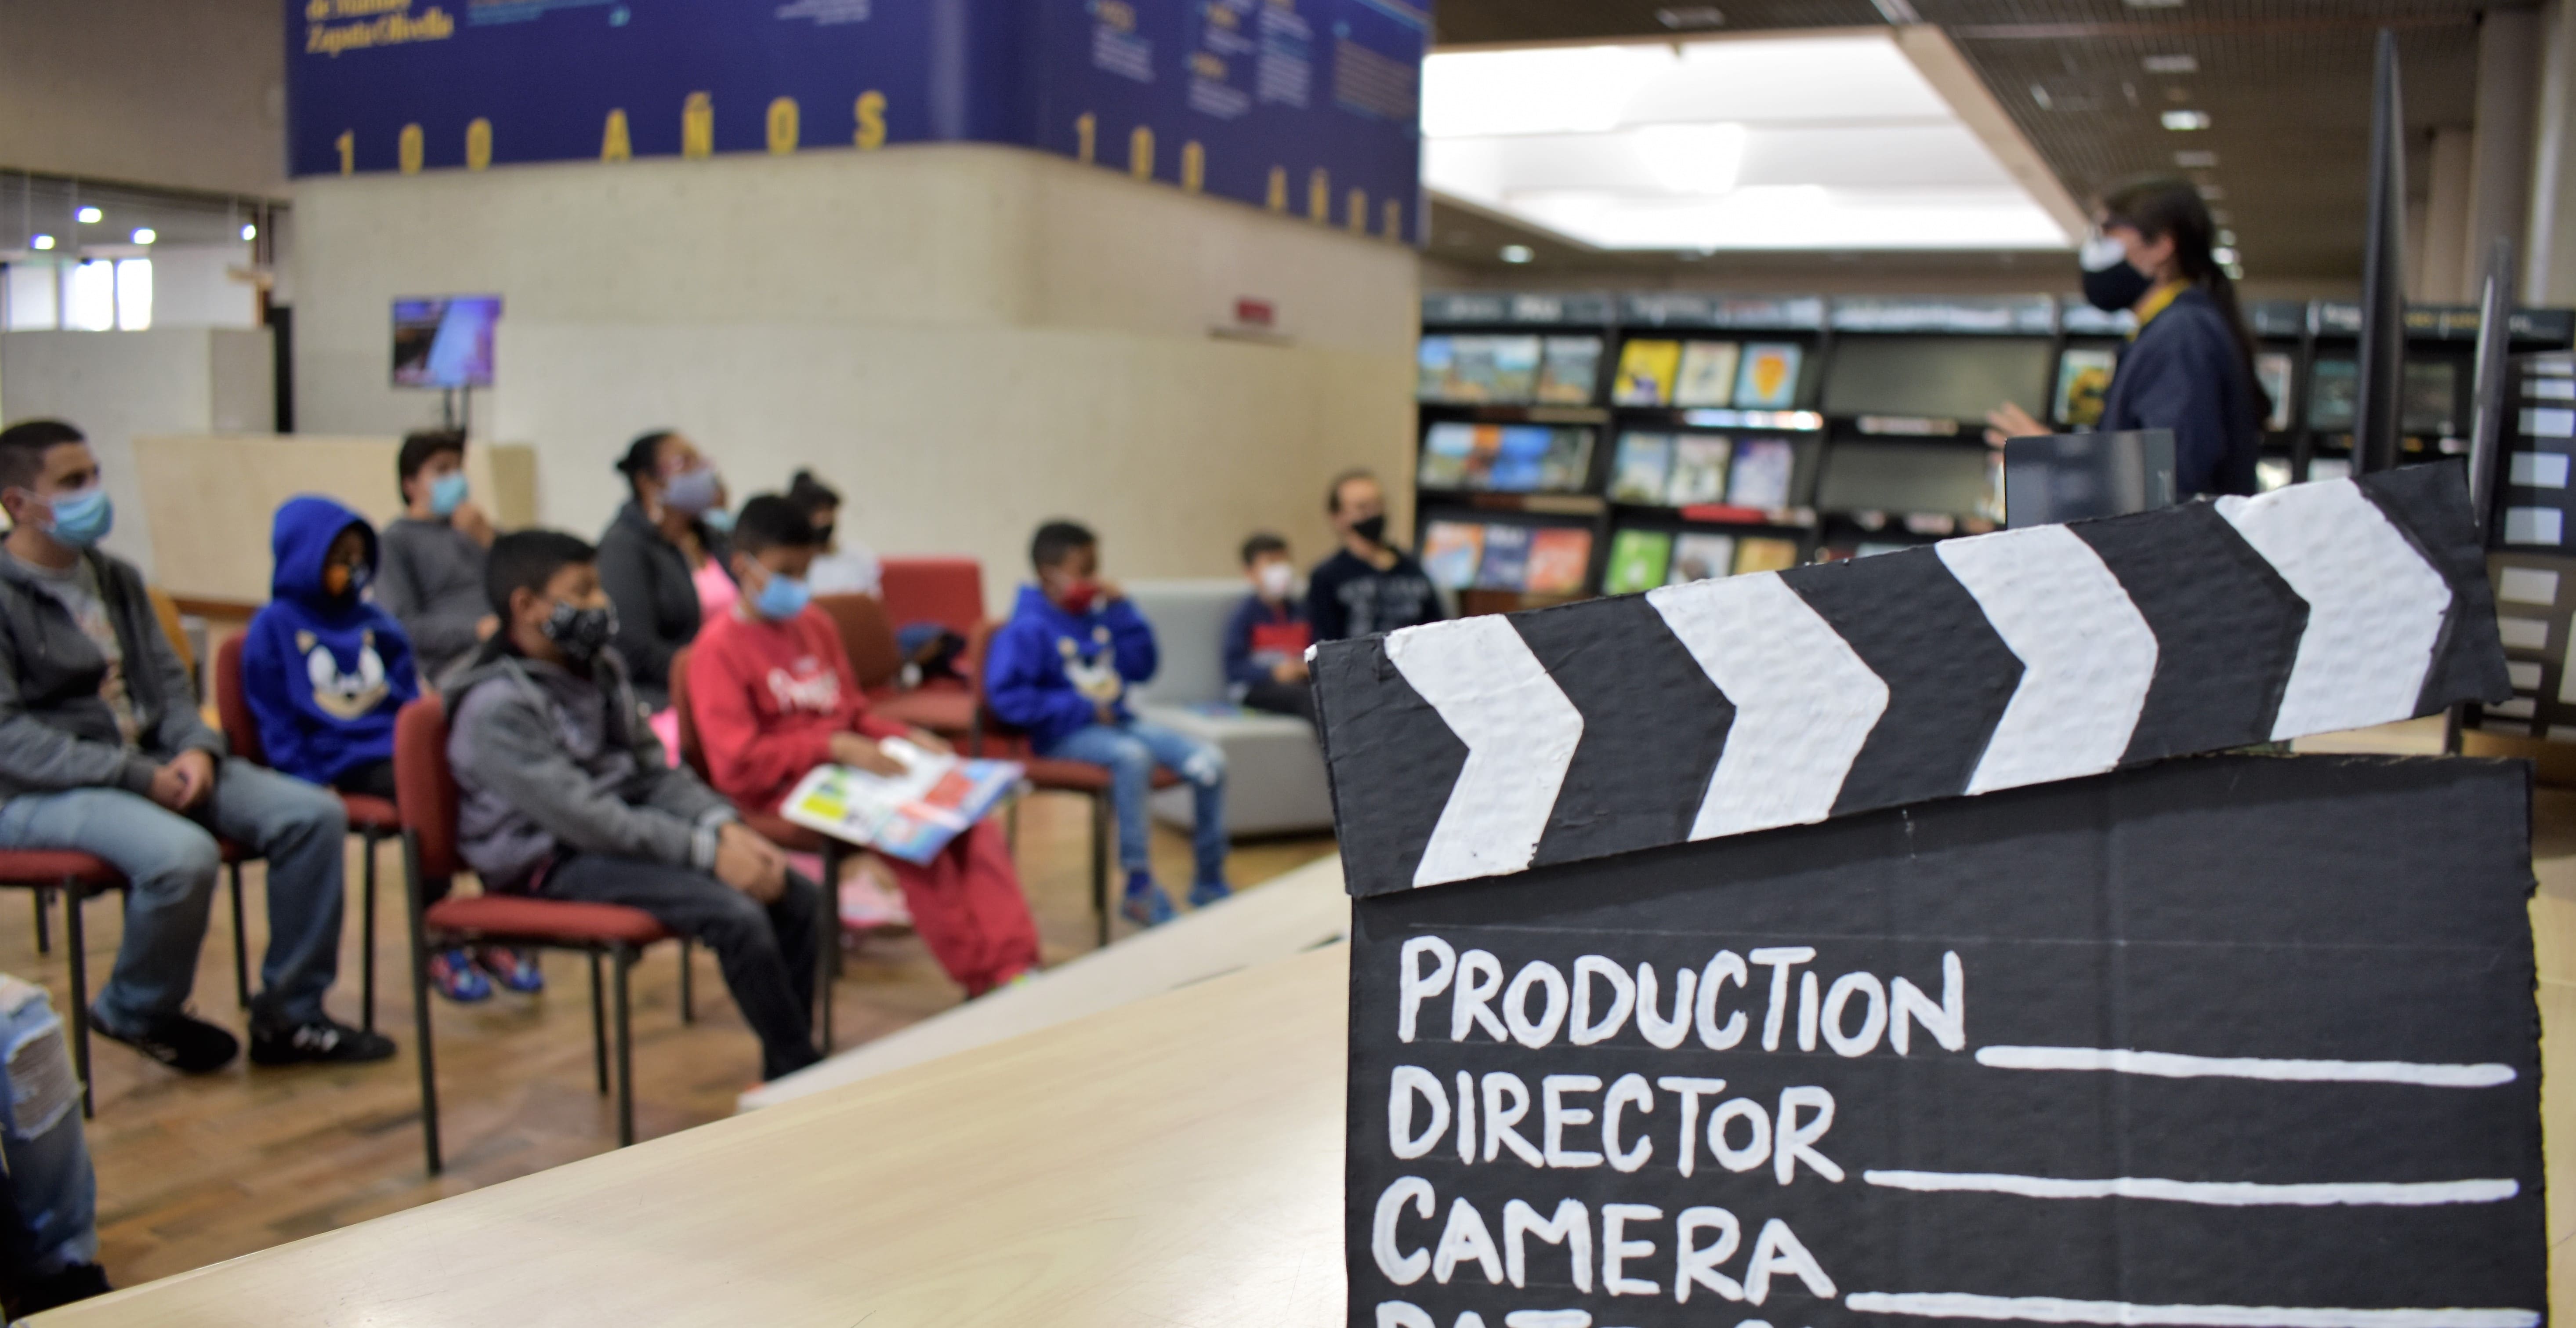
[0,420,391,1073]
[446,529,822,1081]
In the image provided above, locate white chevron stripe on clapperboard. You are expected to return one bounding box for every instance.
[1377,478,2458,889]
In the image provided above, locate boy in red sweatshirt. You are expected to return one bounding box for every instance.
[688,496,1041,995]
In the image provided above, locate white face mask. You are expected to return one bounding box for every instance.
[1256,561,1295,599]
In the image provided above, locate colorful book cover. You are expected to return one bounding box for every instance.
[1673,341,1742,407]
[1726,437,1796,510]
[1733,536,1801,575]
[2308,358,2359,432]
[1668,532,1737,585]
[1417,422,1478,490]
[779,741,1022,865]
[1538,428,1596,493]
[1484,336,1543,403]
[2255,352,2294,432]
[1603,529,1674,595]
[1476,523,1533,591]
[1733,342,1804,409]
[1487,426,1555,493]
[1612,339,1684,406]
[1524,527,1594,595]
[1663,434,1733,506]
[1608,432,1675,504]
[1536,337,1605,405]
[2054,348,2117,427]
[1420,519,1486,590]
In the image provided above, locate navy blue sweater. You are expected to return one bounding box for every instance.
[2099,286,2263,498]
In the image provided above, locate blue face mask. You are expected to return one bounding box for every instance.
[428,472,470,518]
[700,507,737,535]
[42,486,113,549]
[754,568,811,621]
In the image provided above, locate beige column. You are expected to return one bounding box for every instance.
[2467,4,2546,298]
[2530,0,2576,302]
[2421,127,2478,302]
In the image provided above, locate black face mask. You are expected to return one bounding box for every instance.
[1350,514,1388,546]
[542,600,620,668]
[2080,234,2155,312]
[812,523,836,547]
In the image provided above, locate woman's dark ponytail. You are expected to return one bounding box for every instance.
[2100,175,2269,428]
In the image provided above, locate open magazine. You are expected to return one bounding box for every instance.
[777,739,1023,865]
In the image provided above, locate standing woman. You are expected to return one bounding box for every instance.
[1990,175,2265,499]
[599,430,732,710]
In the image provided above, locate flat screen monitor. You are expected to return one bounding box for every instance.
[2004,429,2177,527]
[392,295,502,388]
[1814,441,1993,517]
[1821,335,2057,423]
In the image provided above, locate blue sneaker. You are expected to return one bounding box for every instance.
[474,945,544,994]
[1188,878,1233,908]
[1120,872,1176,928]
[428,948,492,1003]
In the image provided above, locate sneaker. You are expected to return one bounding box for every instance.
[428,947,493,1003]
[1120,872,1175,928]
[474,945,545,994]
[1188,878,1233,908]
[250,1016,397,1066]
[89,1007,237,1074]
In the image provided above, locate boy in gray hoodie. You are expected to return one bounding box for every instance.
[444,529,822,1081]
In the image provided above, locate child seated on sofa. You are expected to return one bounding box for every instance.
[1220,531,1314,725]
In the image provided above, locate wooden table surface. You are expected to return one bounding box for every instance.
[39,943,1354,1327]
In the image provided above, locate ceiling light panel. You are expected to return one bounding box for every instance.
[1421,33,2074,252]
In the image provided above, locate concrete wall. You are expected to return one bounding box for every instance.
[290,145,1419,613]
[0,328,275,579]
[0,0,285,197]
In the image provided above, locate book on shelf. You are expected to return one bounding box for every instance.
[1612,339,1684,406]
[1420,519,1486,589]
[1524,527,1594,595]
[1726,437,1796,510]
[2255,352,2295,432]
[1415,335,1456,402]
[2053,348,2116,427]
[1733,342,1804,409]
[1609,432,1675,504]
[1536,336,1605,405]
[2308,358,2358,432]
[1732,536,1801,574]
[1603,529,1673,595]
[1668,532,1737,586]
[1673,341,1742,407]
[1663,433,1733,506]
[1417,421,1478,489]
[778,740,1023,865]
[1475,522,1533,591]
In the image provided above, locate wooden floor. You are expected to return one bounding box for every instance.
[0,791,1332,1288]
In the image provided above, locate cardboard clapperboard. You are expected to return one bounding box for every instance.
[1314,465,2540,1328]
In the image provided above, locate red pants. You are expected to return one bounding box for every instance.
[884,820,1042,996]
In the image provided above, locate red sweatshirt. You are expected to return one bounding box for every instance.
[688,607,909,815]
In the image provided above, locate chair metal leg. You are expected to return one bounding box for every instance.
[1091,792,1111,950]
[228,863,251,1013]
[32,887,48,956]
[612,945,636,1148]
[678,940,695,1025]
[360,829,380,1034]
[402,835,443,1177]
[64,881,91,1119]
[587,950,608,1096]
[818,843,841,1055]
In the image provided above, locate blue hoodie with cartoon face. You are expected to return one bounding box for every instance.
[241,495,421,785]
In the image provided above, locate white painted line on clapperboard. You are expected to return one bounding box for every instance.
[1838,1293,2539,1328]
[1973,1045,2516,1087]
[1860,1171,2516,1207]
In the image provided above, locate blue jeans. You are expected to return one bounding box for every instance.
[0,976,94,1276]
[1041,721,1228,883]
[0,758,348,1028]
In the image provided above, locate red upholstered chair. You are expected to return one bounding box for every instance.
[0,850,128,1117]
[214,634,396,1031]
[393,697,683,1173]
[964,620,1178,949]
[668,649,841,1052]
[877,556,985,638]
[814,592,971,740]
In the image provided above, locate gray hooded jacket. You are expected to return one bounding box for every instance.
[0,548,223,804]
[443,636,734,893]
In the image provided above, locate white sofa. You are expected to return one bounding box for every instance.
[1123,579,1335,838]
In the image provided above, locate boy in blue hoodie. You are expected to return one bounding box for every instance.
[243,496,538,1001]
[985,521,1228,926]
